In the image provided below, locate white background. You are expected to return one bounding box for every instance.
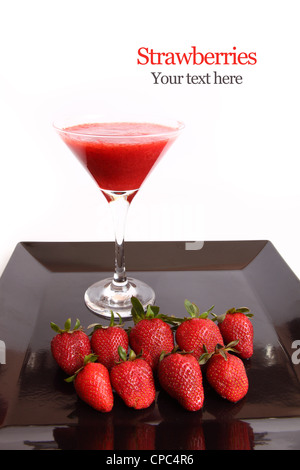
[0,0,299,279]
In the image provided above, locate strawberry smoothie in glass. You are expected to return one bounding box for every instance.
[54,116,184,318]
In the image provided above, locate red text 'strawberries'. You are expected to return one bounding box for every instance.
[158,350,204,411]
[50,318,92,376]
[110,347,156,410]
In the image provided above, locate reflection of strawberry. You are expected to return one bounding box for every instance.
[120,424,156,450]
[53,400,114,449]
[204,420,254,450]
[50,318,92,376]
[185,426,206,450]
[67,354,114,412]
[53,418,114,450]
[212,308,254,359]
[223,420,254,450]
[129,297,174,371]
[200,343,248,403]
[90,312,129,370]
[158,351,204,411]
[156,422,206,450]
[175,300,224,360]
[110,347,156,410]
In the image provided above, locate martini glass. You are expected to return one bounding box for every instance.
[54,116,184,318]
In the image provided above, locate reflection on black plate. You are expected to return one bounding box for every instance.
[0,241,300,450]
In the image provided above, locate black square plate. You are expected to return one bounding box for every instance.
[0,240,300,450]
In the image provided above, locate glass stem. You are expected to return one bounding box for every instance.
[109,194,130,287]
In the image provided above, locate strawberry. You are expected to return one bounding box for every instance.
[110,347,156,410]
[200,342,249,403]
[90,312,129,370]
[50,318,92,376]
[66,354,114,412]
[175,300,224,360]
[128,297,175,371]
[212,307,254,359]
[158,350,204,411]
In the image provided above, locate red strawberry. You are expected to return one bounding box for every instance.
[200,343,249,403]
[158,350,204,411]
[175,300,224,360]
[90,312,129,370]
[110,347,156,410]
[212,307,254,359]
[66,354,114,412]
[129,297,175,371]
[50,318,92,376]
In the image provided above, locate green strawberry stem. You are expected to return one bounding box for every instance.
[211,307,253,323]
[64,353,98,382]
[50,318,82,334]
[109,310,123,326]
[210,312,226,323]
[130,297,216,328]
[184,299,215,319]
[131,297,159,322]
[226,307,253,317]
[117,345,137,362]
[159,346,194,363]
[118,346,128,362]
[131,297,178,325]
[88,311,124,334]
[198,341,239,365]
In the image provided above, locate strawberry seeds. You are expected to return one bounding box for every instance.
[50,298,254,412]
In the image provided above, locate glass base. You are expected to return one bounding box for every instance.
[84,277,155,319]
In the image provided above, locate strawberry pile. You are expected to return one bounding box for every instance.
[50,298,254,413]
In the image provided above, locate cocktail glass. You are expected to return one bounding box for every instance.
[54,116,184,318]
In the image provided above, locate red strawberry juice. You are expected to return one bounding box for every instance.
[60,122,177,196]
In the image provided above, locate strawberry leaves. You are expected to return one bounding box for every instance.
[50,296,254,412]
[184,299,215,320]
[117,345,137,362]
[50,318,82,334]
[226,307,254,318]
[65,353,98,382]
[88,310,124,334]
[198,340,240,365]
[130,296,178,326]
[131,296,160,323]
[211,307,254,324]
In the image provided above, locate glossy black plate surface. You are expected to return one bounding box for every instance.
[0,240,300,450]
